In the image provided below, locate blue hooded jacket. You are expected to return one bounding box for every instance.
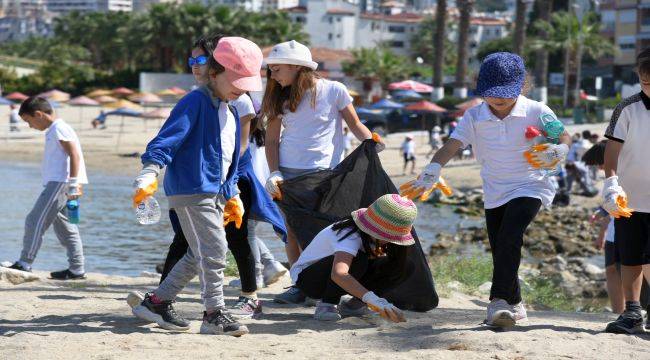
[141,89,240,200]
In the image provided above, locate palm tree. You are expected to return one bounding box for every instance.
[432,0,447,101]
[342,47,409,98]
[513,0,528,55]
[454,0,474,99]
[532,11,617,107]
[533,0,552,103]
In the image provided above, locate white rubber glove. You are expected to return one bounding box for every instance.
[415,163,441,190]
[265,170,284,199]
[362,291,406,323]
[133,164,160,190]
[67,177,82,199]
[601,176,633,218]
[529,143,569,169]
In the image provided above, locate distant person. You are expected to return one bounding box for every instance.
[5,97,88,280]
[565,130,596,196]
[9,104,20,132]
[400,135,416,175]
[427,125,442,156]
[91,110,107,129]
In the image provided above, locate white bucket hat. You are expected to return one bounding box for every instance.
[265,40,318,70]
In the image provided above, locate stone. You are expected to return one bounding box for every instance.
[0,267,40,285]
[478,281,492,295]
[582,264,605,280]
[446,281,462,292]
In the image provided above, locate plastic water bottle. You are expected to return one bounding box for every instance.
[66,200,80,224]
[135,196,161,225]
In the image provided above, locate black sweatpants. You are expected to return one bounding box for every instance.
[484,197,542,305]
[160,179,257,293]
[296,253,370,304]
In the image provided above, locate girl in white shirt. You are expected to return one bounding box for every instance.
[401,52,571,328]
[261,40,385,304]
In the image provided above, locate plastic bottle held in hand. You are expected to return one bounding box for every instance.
[66,200,80,224]
[539,113,565,144]
[134,181,161,225]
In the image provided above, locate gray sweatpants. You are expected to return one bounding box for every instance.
[20,181,85,274]
[248,219,276,278]
[155,194,228,311]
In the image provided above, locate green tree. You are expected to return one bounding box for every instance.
[454,0,474,98]
[342,47,409,95]
[531,11,616,106]
[411,16,456,75]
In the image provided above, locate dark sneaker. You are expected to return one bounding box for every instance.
[132,293,190,331]
[200,309,249,336]
[50,269,86,280]
[605,310,645,334]
[229,296,262,319]
[7,262,32,272]
[273,287,306,304]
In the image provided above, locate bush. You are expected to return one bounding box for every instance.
[436,96,466,109]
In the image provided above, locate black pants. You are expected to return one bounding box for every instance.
[296,253,369,304]
[160,179,257,293]
[484,197,541,305]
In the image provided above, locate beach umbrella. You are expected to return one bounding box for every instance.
[94,95,119,104]
[392,90,424,102]
[348,89,360,97]
[137,93,163,104]
[5,92,29,101]
[38,89,70,102]
[104,99,142,110]
[69,96,100,106]
[112,87,134,97]
[48,100,62,108]
[141,108,171,119]
[405,100,446,112]
[0,97,13,105]
[157,89,178,97]
[370,98,404,110]
[168,87,187,96]
[87,89,113,98]
[388,80,433,93]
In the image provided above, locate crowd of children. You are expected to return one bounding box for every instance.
[5,34,650,336]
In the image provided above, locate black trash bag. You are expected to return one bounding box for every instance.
[277,139,439,312]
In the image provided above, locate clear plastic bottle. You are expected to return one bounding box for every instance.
[135,196,161,225]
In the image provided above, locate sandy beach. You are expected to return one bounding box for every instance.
[3,105,642,359]
[1,269,648,360]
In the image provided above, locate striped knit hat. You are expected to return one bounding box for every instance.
[351,194,417,246]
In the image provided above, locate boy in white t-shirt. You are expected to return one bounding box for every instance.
[601,48,650,334]
[400,135,416,175]
[6,97,88,280]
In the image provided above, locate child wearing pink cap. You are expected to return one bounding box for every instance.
[291,194,416,322]
[130,37,263,336]
[261,40,385,305]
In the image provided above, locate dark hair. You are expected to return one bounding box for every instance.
[331,216,409,285]
[193,34,218,57]
[581,130,592,139]
[249,109,265,147]
[636,47,650,77]
[19,96,53,116]
[261,66,321,122]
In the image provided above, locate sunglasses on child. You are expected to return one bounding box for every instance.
[188,55,208,67]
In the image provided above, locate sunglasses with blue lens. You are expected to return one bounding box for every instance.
[188,55,208,67]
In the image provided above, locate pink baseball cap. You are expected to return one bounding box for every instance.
[213,37,263,92]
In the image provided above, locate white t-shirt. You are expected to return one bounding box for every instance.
[230,94,256,120]
[567,139,591,162]
[279,79,353,169]
[605,217,615,243]
[249,141,270,186]
[401,140,415,156]
[290,224,363,284]
[10,109,20,123]
[450,96,556,209]
[42,119,88,186]
[219,102,237,184]
[604,91,650,212]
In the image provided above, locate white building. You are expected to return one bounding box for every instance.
[261,0,298,12]
[0,0,51,41]
[46,0,132,13]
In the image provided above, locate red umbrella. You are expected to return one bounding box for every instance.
[5,92,29,101]
[405,100,446,112]
[388,80,433,93]
[68,96,100,106]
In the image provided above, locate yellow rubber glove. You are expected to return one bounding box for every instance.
[224,195,245,229]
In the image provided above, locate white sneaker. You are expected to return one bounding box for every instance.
[512,302,528,322]
[126,291,145,309]
[314,302,341,321]
[263,261,288,286]
[486,299,516,328]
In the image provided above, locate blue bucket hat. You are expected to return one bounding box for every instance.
[475,52,525,99]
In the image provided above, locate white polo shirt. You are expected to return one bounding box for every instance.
[450,96,556,209]
[604,91,650,213]
[43,119,88,186]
